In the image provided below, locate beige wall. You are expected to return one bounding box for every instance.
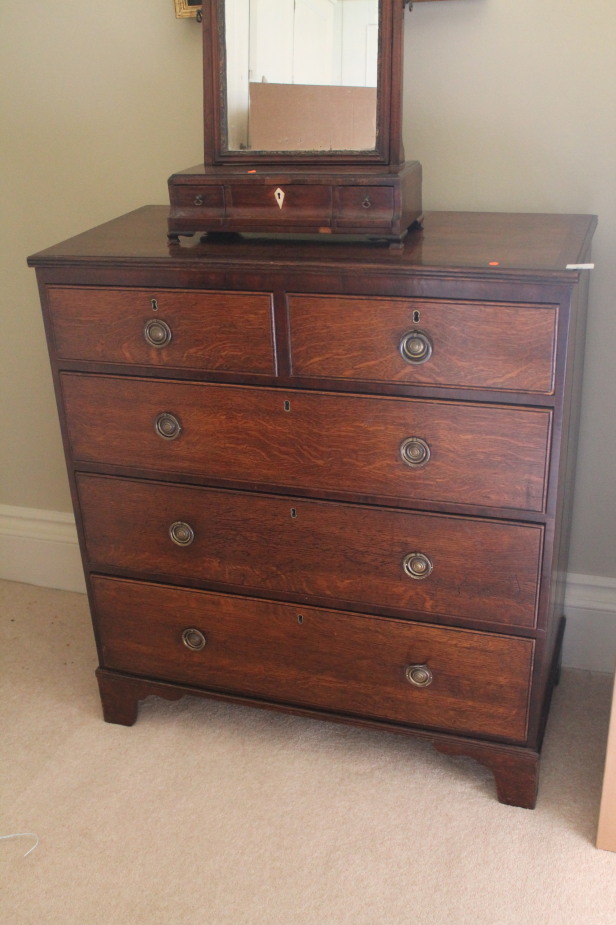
[0,0,202,511]
[1,0,615,579]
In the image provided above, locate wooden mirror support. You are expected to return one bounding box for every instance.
[168,0,422,243]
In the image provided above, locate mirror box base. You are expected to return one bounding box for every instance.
[167,160,422,243]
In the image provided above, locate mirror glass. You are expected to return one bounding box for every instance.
[224,0,379,153]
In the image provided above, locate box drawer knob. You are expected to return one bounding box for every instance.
[144,318,172,348]
[405,664,433,688]
[403,552,433,580]
[154,412,182,441]
[181,628,207,651]
[400,436,431,468]
[399,330,432,364]
[169,521,195,547]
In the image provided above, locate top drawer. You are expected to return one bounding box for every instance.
[287,295,557,394]
[45,287,276,375]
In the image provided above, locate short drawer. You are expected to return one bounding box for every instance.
[287,294,557,394]
[225,184,332,227]
[336,186,395,230]
[62,374,551,512]
[78,475,542,628]
[92,576,534,742]
[167,184,226,228]
[168,184,225,212]
[46,286,276,374]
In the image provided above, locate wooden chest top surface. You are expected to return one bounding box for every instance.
[28,206,597,280]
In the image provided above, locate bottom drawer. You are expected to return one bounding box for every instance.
[92,576,534,743]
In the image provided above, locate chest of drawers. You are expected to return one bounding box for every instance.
[29,207,596,808]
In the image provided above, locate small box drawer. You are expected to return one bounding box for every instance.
[167,185,225,227]
[46,286,276,374]
[78,475,542,629]
[287,294,557,394]
[92,576,533,742]
[225,184,332,227]
[62,374,551,513]
[336,186,395,229]
[168,184,225,212]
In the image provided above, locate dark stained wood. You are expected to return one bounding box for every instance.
[27,207,596,279]
[287,294,558,394]
[92,576,533,742]
[47,286,276,374]
[29,207,596,807]
[77,474,542,629]
[167,162,423,240]
[226,183,333,227]
[62,374,551,512]
[96,668,183,726]
[433,740,540,810]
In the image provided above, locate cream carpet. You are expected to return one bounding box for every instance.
[2,578,616,924]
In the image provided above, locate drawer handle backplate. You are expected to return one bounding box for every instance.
[405,664,433,688]
[403,552,433,580]
[144,318,172,348]
[169,521,195,547]
[182,628,207,651]
[400,436,431,468]
[154,412,182,441]
[400,329,432,365]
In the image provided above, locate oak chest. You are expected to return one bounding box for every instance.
[29,207,596,807]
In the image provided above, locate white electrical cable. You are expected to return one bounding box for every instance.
[0,833,39,857]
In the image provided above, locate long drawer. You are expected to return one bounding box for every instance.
[62,374,551,512]
[78,475,543,628]
[92,576,534,742]
[46,287,276,374]
[287,294,558,394]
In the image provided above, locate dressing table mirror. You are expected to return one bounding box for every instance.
[168,0,422,241]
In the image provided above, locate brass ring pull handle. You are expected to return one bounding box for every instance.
[405,664,433,688]
[400,436,431,468]
[144,318,172,348]
[403,552,433,580]
[154,412,182,441]
[169,521,195,547]
[181,628,207,651]
[399,330,432,365]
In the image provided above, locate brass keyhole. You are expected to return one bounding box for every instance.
[413,310,420,323]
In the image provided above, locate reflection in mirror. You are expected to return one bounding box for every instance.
[225,0,379,153]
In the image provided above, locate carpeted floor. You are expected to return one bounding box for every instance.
[2,577,616,924]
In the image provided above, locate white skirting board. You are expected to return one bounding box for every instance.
[0,504,87,595]
[1,504,615,673]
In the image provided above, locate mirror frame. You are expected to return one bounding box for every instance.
[202,0,405,168]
